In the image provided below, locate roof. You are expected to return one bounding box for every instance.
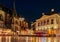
[36,10,60,21]
[0,4,13,15]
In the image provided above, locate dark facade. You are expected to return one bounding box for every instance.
[0,4,12,29]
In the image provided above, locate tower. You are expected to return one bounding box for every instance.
[12,0,20,32]
[12,0,17,17]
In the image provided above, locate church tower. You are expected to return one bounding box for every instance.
[12,0,20,32]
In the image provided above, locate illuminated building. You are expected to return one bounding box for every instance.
[31,22,36,30]
[12,15,28,35]
[0,4,13,35]
[0,4,12,28]
[31,9,60,35]
[0,1,28,35]
[11,0,28,35]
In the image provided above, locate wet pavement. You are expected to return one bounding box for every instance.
[0,36,60,42]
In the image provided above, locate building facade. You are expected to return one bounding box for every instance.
[0,4,28,35]
[12,16,28,35]
[31,9,60,35]
[0,4,13,35]
[0,4,12,28]
[11,0,28,35]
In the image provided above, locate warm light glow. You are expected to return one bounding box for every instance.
[54,26,57,29]
[48,29,52,34]
[39,27,41,30]
[48,26,50,29]
[36,28,38,31]
[45,27,47,30]
[19,17,24,21]
[48,37,51,42]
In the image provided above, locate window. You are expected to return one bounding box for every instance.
[51,19,54,24]
[47,20,49,24]
[38,22,40,26]
[41,21,42,25]
[44,20,46,25]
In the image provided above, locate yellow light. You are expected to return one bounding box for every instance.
[48,37,51,42]
[36,28,38,31]
[54,26,57,29]
[39,27,41,30]
[45,27,47,30]
[19,18,24,21]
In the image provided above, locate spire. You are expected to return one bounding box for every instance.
[13,0,17,17]
[12,0,17,24]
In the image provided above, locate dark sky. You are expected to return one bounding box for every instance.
[0,0,60,23]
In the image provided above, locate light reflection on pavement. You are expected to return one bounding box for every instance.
[0,36,60,42]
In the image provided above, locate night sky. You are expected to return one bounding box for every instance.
[0,0,60,23]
